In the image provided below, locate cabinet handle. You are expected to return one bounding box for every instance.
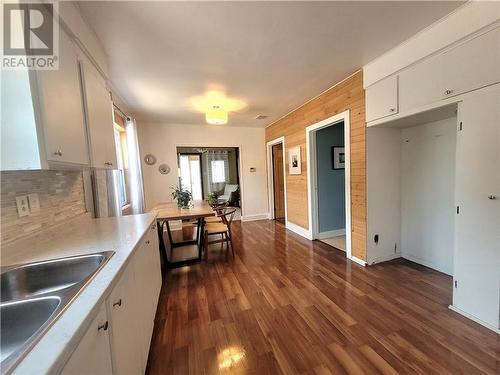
[145,240,150,245]
[488,195,497,200]
[98,321,109,331]
[113,299,122,307]
[151,224,156,230]
[389,108,396,113]
[104,162,113,166]
[53,150,62,156]
[444,89,454,95]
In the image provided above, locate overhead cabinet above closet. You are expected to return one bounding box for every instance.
[366,27,500,126]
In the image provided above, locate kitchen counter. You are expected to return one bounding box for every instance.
[1,213,157,374]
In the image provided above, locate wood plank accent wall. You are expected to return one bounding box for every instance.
[265,71,367,260]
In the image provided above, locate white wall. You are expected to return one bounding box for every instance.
[366,127,401,264]
[137,123,268,220]
[401,117,456,275]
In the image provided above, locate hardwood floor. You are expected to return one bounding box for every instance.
[146,220,500,374]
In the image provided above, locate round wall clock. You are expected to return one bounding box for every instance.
[158,163,171,175]
[144,154,157,165]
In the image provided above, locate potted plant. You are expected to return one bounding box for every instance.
[206,192,219,205]
[171,186,192,209]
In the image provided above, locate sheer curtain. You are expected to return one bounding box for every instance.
[125,117,145,214]
[206,150,229,194]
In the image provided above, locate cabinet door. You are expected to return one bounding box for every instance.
[443,27,500,99]
[132,230,162,370]
[36,30,88,165]
[365,75,398,122]
[399,52,444,113]
[453,88,500,328]
[61,303,112,375]
[80,61,117,169]
[146,223,162,317]
[107,261,142,375]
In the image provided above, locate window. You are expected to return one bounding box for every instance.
[211,160,226,183]
[113,111,129,208]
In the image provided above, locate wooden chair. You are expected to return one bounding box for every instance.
[204,202,229,224]
[203,208,236,261]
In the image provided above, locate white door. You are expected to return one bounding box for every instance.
[36,30,88,165]
[80,61,117,169]
[107,261,142,375]
[453,88,500,328]
[61,303,113,375]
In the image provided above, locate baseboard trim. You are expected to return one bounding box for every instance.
[401,254,452,276]
[448,305,500,334]
[241,213,270,222]
[349,255,367,267]
[368,253,401,265]
[285,221,313,240]
[317,229,346,239]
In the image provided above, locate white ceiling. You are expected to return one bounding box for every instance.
[76,1,464,127]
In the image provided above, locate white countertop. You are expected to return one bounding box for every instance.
[1,213,157,375]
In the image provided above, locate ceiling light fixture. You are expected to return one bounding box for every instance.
[206,105,228,125]
[190,90,247,125]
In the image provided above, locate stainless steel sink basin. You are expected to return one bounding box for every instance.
[0,251,114,374]
[1,297,61,363]
[1,253,108,302]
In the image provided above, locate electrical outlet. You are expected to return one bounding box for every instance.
[28,193,40,212]
[16,195,30,217]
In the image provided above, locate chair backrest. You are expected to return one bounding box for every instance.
[212,201,229,214]
[221,208,237,228]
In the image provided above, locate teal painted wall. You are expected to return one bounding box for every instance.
[316,123,345,233]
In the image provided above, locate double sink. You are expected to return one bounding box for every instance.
[0,251,114,374]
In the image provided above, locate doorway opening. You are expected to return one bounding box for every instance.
[176,147,241,209]
[306,110,352,259]
[266,137,287,224]
[315,122,346,251]
[272,143,286,224]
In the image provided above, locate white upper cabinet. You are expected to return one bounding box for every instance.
[34,29,89,166]
[365,75,398,122]
[399,53,444,113]
[442,27,500,99]
[367,26,500,126]
[80,60,117,169]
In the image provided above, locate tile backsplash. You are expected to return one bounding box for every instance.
[1,170,87,245]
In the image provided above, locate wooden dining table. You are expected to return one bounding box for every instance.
[150,201,215,268]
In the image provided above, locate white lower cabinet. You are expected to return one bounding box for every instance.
[107,261,143,375]
[61,303,113,375]
[60,227,162,374]
[132,225,162,371]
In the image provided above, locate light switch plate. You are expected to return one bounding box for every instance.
[16,195,30,217]
[28,193,40,212]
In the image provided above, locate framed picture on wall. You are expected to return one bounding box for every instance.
[288,146,301,175]
[332,146,345,170]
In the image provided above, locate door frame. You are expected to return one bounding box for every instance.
[306,110,352,259]
[266,137,287,222]
[175,144,244,217]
